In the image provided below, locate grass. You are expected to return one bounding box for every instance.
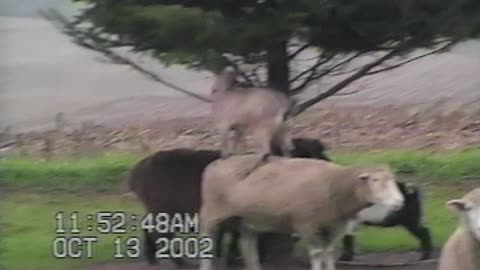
[0,153,139,192]
[2,148,479,191]
[1,186,469,270]
[0,192,143,270]
[334,147,480,181]
[1,148,479,269]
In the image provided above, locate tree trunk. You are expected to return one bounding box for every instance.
[267,41,290,93]
[264,42,293,263]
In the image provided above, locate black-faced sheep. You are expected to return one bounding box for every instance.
[438,187,480,270]
[210,67,295,158]
[198,155,405,270]
[339,181,432,261]
[128,138,330,266]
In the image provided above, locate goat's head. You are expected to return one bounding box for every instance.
[447,188,480,241]
[211,66,238,96]
[357,165,404,211]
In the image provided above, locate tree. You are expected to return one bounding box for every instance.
[42,0,479,262]
[44,0,480,114]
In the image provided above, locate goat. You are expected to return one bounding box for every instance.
[128,137,329,266]
[210,67,294,159]
[438,187,480,270]
[339,181,432,261]
[199,155,404,270]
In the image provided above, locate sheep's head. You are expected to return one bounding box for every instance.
[357,165,404,211]
[211,66,238,96]
[447,188,480,241]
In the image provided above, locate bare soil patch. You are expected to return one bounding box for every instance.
[3,103,479,159]
[80,252,439,270]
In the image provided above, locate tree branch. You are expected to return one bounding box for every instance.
[289,51,366,95]
[41,9,212,103]
[365,39,458,76]
[293,45,408,115]
[289,43,311,59]
[289,52,327,83]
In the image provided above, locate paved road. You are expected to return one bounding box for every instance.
[1,14,480,132]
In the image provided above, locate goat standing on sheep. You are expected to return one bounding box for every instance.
[128,138,330,267]
[210,67,295,159]
[199,155,404,270]
[438,187,480,270]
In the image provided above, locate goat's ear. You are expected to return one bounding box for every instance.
[359,173,370,182]
[405,182,416,195]
[447,199,470,212]
[224,66,236,73]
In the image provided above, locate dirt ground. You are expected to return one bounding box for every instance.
[81,252,439,270]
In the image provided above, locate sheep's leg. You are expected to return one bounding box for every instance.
[199,206,234,270]
[199,211,222,270]
[145,230,186,266]
[323,245,336,270]
[240,227,261,270]
[143,230,157,265]
[323,223,349,270]
[226,227,242,266]
[306,234,325,270]
[338,220,359,261]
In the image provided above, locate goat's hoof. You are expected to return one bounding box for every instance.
[419,254,431,261]
[338,255,353,262]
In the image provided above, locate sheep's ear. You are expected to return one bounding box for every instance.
[447,199,470,212]
[359,173,370,182]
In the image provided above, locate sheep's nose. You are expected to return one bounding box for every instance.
[392,197,405,211]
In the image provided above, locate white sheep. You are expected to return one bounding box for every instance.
[210,67,294,159]
[198,155,405,270]
[438,187,480,270]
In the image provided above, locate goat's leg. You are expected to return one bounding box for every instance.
[404,224,432,260]
[231,126,247,155]
[270,123,293,157]
[219,126,234,158]
[240,227,261,270]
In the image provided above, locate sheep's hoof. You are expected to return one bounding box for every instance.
[226,255,243,267]
[172,257,187,267]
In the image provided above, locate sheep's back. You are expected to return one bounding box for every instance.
[202,156,347,218]
[129,149,220,214]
